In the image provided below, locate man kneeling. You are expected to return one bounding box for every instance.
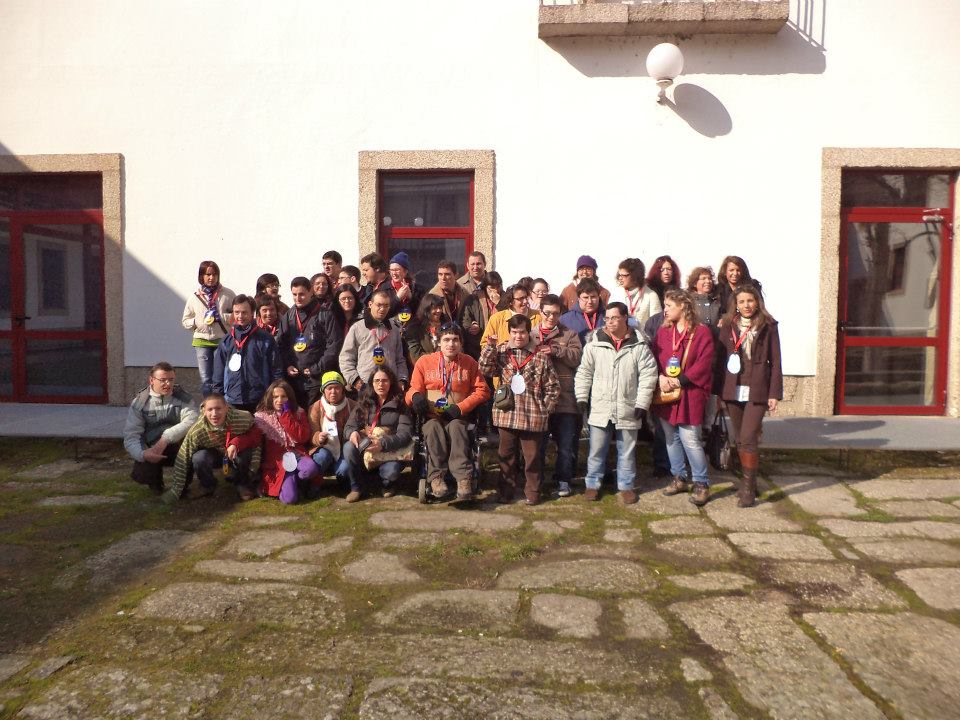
[162,393,262,503]
[406,323,490,501]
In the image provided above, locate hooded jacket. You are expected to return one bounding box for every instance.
[575,328,658,430]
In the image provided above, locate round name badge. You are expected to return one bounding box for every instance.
[204,309,216,325]
[293,336,307,352]
[228,353,242,372]
[282,451,298,472]
[666,356,682,378]
[435,396,450,411]
[510,374,526,395]
[398,309,411,324]
[372,346,386,365]
[726,353,742,374]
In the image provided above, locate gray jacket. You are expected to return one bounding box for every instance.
[123,386,198,462]
[575,329,658,430]
[338,316,409,387]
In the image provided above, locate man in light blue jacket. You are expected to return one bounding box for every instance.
[574,302,658,504]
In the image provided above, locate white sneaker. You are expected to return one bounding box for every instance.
[557,482,572,497]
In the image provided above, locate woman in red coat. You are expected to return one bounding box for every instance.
[652,289,715,506]
[253,379,317,503]
[717,283,782,508]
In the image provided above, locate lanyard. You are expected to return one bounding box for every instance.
[538,326,555,346]
[371,324,390,345]
[231,327,253,352]
[509,350,535,375]
[626,288,641,317]
[611,334,626,352]
[257,319,278,337]
[583,312,598,331]
[439,355,455,395]
[295,304,318,334]
[732,322,752,352]
[197,289,219,311]
[671,326,688,355]
[370,401,384,430]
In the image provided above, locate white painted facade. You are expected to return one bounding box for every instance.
[1,0,959,381]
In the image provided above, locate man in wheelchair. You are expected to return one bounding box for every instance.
[406,322,491,501]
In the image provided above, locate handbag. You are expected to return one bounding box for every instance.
[652,328,693,406]
[706,408,735,471]
[493,382,514,411]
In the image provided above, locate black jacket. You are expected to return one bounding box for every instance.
[278,299,342,383]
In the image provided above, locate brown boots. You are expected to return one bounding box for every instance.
[738,449,759,508]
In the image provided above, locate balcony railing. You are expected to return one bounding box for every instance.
[538,0,790,38]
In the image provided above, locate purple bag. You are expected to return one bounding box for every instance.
[279,471,299,505]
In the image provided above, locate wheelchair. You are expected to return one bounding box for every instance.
[412,412,485,503]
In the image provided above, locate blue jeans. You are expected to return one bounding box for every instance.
[539,413,579,483]
[194,345,216,397]
[311,448,351,486]
[585,423,638,491]
[342,442,402,492]
[658,417,709,485]
[652,417,671,474]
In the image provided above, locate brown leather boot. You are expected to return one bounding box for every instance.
[738,449,759,508]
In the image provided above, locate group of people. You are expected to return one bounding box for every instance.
[124,249,781,509]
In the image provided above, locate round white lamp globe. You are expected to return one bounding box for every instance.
[645,42,684,81]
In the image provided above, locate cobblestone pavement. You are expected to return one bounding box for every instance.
[2,448,960,719]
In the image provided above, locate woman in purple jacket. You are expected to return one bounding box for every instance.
[653,289,716,506]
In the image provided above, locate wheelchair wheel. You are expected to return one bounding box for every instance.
[418,476,428,504]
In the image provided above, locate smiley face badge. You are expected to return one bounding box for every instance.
[203,308,217,326]
[294,336,308,353]
[397,308,411,324]
[372,346,386,366]
[666,355,682,378]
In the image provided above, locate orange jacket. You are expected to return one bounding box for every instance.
[405,351,490,418]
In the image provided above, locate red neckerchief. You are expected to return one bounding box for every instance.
[391,279,407,291]
[537,325,556,346]
[295,303,319,334]
[582,311,599,331]
[257,318,278,337]
[484,297,497,316]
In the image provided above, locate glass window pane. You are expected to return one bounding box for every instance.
[22,224,103,331]
[386,238,467,290]
[842,172,950,208]
[0,173,103,211]
[26,339,104,397]
[0,338,11,396]
[843,346,936,407]
[845,222,940,337]
[380,173,471,227]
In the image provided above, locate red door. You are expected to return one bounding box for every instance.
[0,211,107,403]
[837,206,953,414]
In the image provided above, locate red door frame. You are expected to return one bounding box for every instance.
[376,170,475,270]
[0,209,107,403]
[836,205,953,415]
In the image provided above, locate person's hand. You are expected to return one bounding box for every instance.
[411,393,430,416]
[353,379,363,391]
[669,377,681,390]
[350,431,362,447]
[445,404,462,420]
[397,284,411,302]
[768,399,778,412]
[142,448,162,463]
[659,375,673,393]
[367,436,382,453]
[226,444,238,461]
[537,344,552,355]
[312,431,327,446]
[468,322,480,335]
[302,368,311,377]
[287,366,299,377]
[486,334,498,346]
[576,401,589,414]
[633,407,647,422]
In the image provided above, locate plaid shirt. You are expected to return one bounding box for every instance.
[479,341,559,433]
[169,408,262,496]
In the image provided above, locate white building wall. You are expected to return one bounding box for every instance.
[1,1,959,375]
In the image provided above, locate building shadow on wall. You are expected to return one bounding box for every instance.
[542,2,827,78]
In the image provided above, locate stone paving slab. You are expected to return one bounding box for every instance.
[532,519,582,535]
[671,597,885,720]
[770,475,865,516]
[556,544,644,560]
[138,582,343,629]
[698,686,738,720]
[680,657,713,682]
[217,676,352,719]
[619,599,671,640]
[278,536,354,562]
[648,516,715,536]
[807,611,960,720]
[243,515,305,526]
[18,666,223,720]
[36,495,122,507]
[367,532,441,550]
[194,559,323,582]
[222,530,310,558]
[370,509,523,532]
[657,537,736,564]
[27,656,75,681]
[3,480,82,493]
[849,539,960,564]
[849,478,960,500]
[728,532,835,560]
[341,552,420,584]
[819,518,960,540]
[766,562,906,610]
[358,677,685,719]
[704,494,801,532]
[530,594,601,638]
[0,655,28,683]
[498,559,656,592]
[631,490,700,516]
[603,528,643,543]
[669,572,754,592]
[875,500,960,518]
[375,590,519,634]
[894,568,960,610]
[15,459,92,479]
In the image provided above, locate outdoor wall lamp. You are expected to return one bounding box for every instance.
[646,42,684,104]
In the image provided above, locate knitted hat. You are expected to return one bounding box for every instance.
[320,371,346,391]
[390,252,411,271]
[575,255,598,270]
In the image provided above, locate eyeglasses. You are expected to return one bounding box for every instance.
[438,322,462,334]
[604,315,624,322]
[513,295,528,302]
[616,272,631,278]
[372,377,391,384]
[264,283,280,290]
[541,310,561,317]
[151,376,175,384]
